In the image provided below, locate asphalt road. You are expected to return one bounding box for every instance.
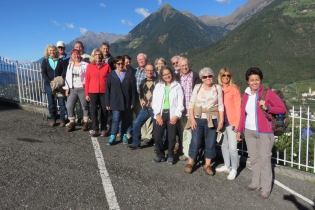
[0,103,314,210]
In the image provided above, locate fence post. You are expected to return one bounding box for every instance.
[15,61,22,104]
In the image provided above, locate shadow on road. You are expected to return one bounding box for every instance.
[17,138,44,143]
[283,194,315,210]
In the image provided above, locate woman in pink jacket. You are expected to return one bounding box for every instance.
[236,67,286,199]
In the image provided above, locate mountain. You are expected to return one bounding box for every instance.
[199,0,274,30]
[65,31,125,54]
[187,0,315,90]
[110,3,228,64]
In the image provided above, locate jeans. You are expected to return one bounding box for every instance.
[111,109,133,136]
[44,84,66,122]
[189,118,217,160]
[132,108,155,146]
[221,125,238,171]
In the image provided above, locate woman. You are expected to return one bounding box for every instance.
[216,68,241,180]
[85,49,111,137]
[105,56,135,146]
[152,66,184,164]
[236,67,286,199]
[41,44,66,127]
[185,67,224,175]
[63,49,89,132]
[154,57,166,75]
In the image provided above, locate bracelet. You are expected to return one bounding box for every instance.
[219,119,224,122]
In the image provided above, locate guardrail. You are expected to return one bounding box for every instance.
[0,56,314,173]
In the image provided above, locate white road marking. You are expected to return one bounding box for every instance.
[91,137,120,210]
[273,179,315,207]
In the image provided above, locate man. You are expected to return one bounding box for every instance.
[100,42,115,70]
[128,63,157,150]
[171,55,180,74]
[177,57,202,160]
[74,41,90,63]
[134,53,156,143]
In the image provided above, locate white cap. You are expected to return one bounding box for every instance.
[56,41,65,48]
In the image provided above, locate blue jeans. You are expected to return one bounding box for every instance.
[111,109,133,136]
[132,108,155,146]
[189,118,217,160]
[44,84,66,121]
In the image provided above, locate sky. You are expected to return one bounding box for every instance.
[0,0,247,62]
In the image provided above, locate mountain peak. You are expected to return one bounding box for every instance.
[157,2,175,13]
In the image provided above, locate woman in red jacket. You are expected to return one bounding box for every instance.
[85,49,111,137]
[236,67,286,199]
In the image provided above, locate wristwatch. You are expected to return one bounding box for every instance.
[264,106,270,112]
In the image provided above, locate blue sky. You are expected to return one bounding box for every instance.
[0,0,246,62]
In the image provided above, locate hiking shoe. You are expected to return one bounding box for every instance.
[245,185,261,191]
[215,165,230,173]
[122,134,129,145]
[107,135,116,146]
[59,121,66,127]
[153,157,166,164]
[116,133,122,139]
[203,165,214,176]
[67,122,75,132]
[90,130,98,137]
[49,121,56,127]
[100,130,106,137]
[128,144,140,150]
[167,158,174,165]
[185,164,193,174]
[260,191,270,199]
[227,169,237,180]
[81,121,89,131]
[179,155,188,161]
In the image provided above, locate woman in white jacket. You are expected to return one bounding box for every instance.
[64,49,89,132]
[152,66,184,164]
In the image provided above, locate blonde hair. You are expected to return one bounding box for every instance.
[43,44,59,58]
[89,48,104,63]
[217,67,236,86]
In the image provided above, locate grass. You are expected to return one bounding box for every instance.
[276,0,315,18]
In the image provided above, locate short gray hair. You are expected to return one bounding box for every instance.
[154,57,166,66]
[199,67,214,79]
[178,57,189,66]
[137,53,147,60]
[171,55,180,61]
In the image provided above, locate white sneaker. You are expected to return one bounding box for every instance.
[227,169,237,180]
[215,165,230,173]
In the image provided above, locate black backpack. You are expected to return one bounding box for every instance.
[260,89,290,136]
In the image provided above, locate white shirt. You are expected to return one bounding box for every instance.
[245,87,257,131]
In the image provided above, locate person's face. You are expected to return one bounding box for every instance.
[124,58,131,69]
[57,46,65,55]
[48,47,56,58]
[201,74,214,86]
[180,59,189,75]
[101,45,109,57]
[247,74,261,92]
[221,72,231,85]
[72,52,81,62]
[162,69,172,84]
[137,55,147,68]
[74,43,83,55]
[156,60,165,71]
[115,60,124,71]
[94,52,102,62]
[172,57,179,69]
[145,65,154,78]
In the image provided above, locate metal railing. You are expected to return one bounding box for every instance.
[0,56,314,173]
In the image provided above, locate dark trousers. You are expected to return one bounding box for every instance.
[154,112,177,159]
[89,93,107,131]
[44,84,66,122]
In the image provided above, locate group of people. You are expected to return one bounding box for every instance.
[41,41,286,199]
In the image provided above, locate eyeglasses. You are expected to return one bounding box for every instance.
[222,74,231,78]
[57,47,64,49]
[145,70,154,72]
[162,73,171,77]
[202,75,213,79]
[172,62,178,65]
[116,63,124,65]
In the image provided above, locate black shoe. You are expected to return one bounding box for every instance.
[167,158,174,165]
[128,144,140,150]
[153,157,166,164]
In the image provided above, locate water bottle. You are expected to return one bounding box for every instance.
[277,114,284,126]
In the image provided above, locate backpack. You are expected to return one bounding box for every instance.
[260,89,290,136]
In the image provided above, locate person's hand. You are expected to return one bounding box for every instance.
[156,115,163,126]
[131,105,134,109]
[140,99,146,107]
[169,116,178,125]
[85,96,90,101]
[236,133,242,142]
[217,121,224,132]
[259,99,266,110]
[106,106,110,110]
[65,89,69,97]
[190,118,197,130]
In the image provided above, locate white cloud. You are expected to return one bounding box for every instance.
[80,28,88,34]
[158,0,162,5]
[135,8,150,18]
[121,19,134,26]
[216,0,230,4]
[66,23,75,29]
[51,20,59,26]
[121,19,126,24]
[100,3,106,7]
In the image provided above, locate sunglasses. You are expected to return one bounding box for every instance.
[222,74,231,78]
[202,75,213,79]
[172,62,178,65]
[116,62,124,65]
